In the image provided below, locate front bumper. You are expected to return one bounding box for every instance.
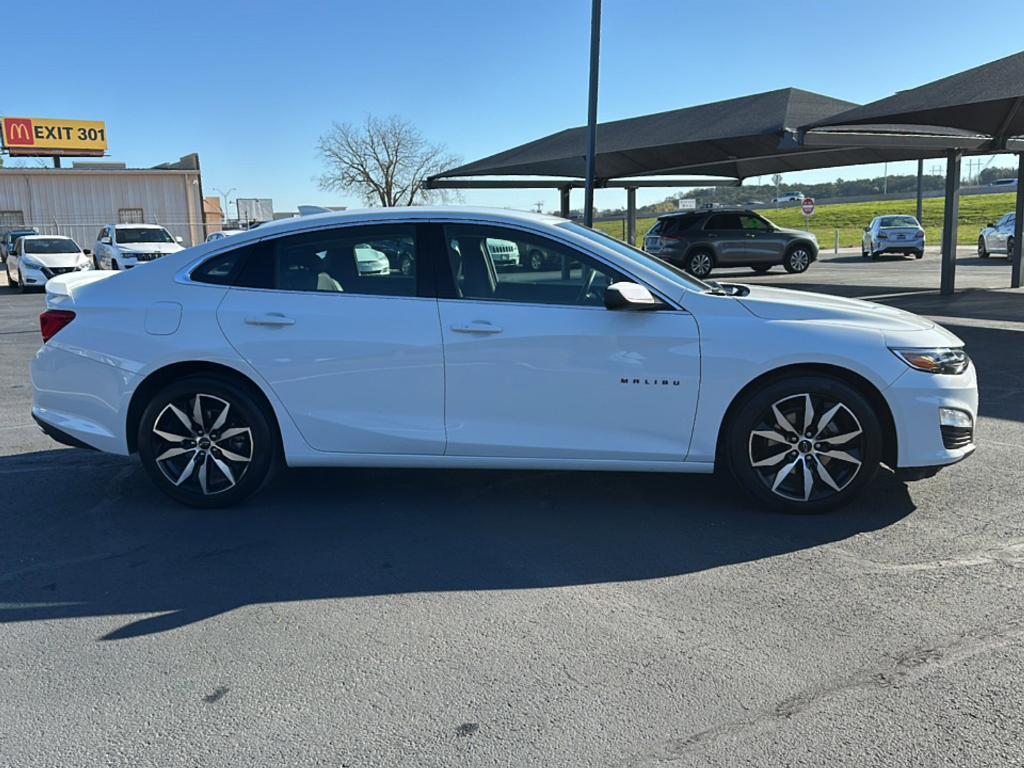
[885,362,978,471]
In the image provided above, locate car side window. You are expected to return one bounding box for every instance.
[705,214,742,230]
[739,215,770,231]
[442,224,627,307]
[202,225,418,297]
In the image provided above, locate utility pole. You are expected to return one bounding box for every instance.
[583,0,601,227]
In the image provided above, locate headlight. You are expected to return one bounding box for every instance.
[891,347,970,375]
[20,255,45,270]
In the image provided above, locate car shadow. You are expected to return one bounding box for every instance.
[0,450,915,640]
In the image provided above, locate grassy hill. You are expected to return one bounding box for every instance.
[596,193,1018,249]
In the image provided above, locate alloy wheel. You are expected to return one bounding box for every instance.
[151,393,254,496]
[787,248,811,272]
[689,252,712,277]
[747,392,864,503]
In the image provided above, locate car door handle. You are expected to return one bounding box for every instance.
[451,322,503,335]
[244,312,295,327]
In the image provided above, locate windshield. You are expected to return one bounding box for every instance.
[879,216,918,228]
[558,222,712,292]
[116,227,174,244]
[25,237,80,254]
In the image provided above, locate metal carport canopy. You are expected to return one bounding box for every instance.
[804,49,1024,293]
[431,87,946,182]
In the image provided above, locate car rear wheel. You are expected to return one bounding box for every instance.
[978,236,989,258]
[138,375,278,508]
[783,246,812,273]
[726,375,882,513]
[399,254,415,276]
[685,249,714,278]
[5,262,16,287]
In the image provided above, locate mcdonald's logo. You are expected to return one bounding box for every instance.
[3,118,35,146]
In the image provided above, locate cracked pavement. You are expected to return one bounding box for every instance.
[1,256,1022,767]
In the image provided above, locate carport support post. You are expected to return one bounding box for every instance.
[1011,153,1024,289]
[626,186,637,245]
[559,186,572,280]
[940,149,962,296]
[916,159,924,224]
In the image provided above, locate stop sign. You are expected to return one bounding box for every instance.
[801,197,815,216]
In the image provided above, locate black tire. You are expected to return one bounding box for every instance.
[1008,237,1015,261]
[138,374,279,508]
[112,259,120,270]
[978,236,989,258]
[684,249,715,278]
[861,246,869,258]
[6,262,16,287]
[914,252,924,260]
[783,244,813,273]
[527,249,546,271]
[752,265,772,273]
[726,375,882,513]
[399,254,414,276]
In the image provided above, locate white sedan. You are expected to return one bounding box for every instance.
[31,207,977,511]
[5,235,93,292]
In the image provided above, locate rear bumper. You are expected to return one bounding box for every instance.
[32,413,97,450]
[31,343,136,455]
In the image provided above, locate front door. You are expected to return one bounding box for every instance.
[435,223,701,462]
[215,223,446,455]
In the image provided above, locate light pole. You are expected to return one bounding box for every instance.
[213,187,236,227]
[583,0,601,227]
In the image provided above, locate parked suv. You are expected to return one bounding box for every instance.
[94,224,185,270]
[2,228,39,263]
[977,213,1016,258]
[643,209,818,278]
[772,192,804,204]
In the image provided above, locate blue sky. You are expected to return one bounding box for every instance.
[5,0,1023,214]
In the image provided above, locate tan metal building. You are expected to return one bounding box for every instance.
[0,153,206,249]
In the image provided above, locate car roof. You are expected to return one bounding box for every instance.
[657,207,754,219]
[232,206,563,237]
[19,234,75,241]
[113,223,166,229]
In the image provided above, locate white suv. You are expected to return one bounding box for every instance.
[94,224,185,270]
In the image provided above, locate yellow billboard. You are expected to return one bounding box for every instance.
[2,117,107,156]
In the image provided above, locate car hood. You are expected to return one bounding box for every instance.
[774,226,816,239]
[117,242,183,253]
[24,251,84,268]
[736,284,936,333]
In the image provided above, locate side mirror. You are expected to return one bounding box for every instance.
[100,237,111,245]
[604,281,663,311]
[987,222,995,228]
[175,235,184,244]
[83,249,91,256]
[863,227,869,232]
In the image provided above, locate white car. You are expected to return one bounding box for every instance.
[977,212,1016,258]
[5,235,93,292]
[773,192,804,204]
[32,207,977,512]
[94,223,185,270]
[205,229,246,243]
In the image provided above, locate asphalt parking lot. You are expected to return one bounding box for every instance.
[1,252,1022,767]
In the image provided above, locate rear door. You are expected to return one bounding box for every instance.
[703,213,749,264]
[214,223,446,455]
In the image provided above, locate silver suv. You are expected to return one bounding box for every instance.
[643,208,818,278]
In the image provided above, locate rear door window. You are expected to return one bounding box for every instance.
[705,213,743,230]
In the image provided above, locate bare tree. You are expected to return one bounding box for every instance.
[317,115,460,206]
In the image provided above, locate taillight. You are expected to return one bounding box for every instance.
[40,309,75,343]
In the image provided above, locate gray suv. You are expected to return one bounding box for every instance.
[643,209,818,278]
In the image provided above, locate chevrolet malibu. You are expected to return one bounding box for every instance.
[31,207,977,512]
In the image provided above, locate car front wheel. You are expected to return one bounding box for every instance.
[978,237,989,258]
[726,375,882,513]
[783,245,812,273]
[138,375,278,507]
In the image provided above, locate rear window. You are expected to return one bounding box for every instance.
[658,215,701,237]
[878,216,918,228]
